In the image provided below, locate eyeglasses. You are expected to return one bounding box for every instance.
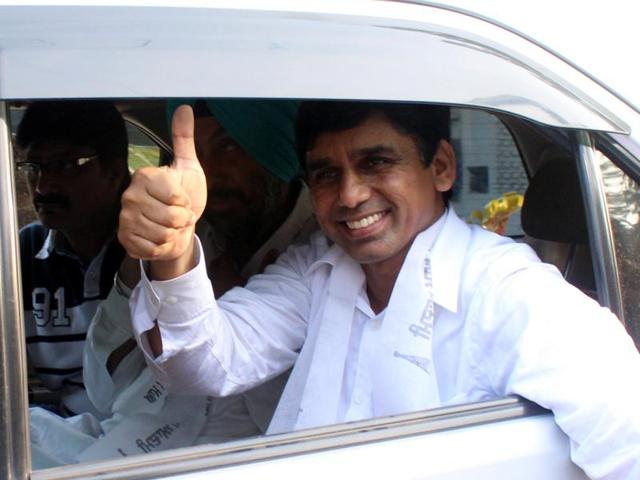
[16,154,99,178]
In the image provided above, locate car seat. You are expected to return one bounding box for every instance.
[521,149,597,298]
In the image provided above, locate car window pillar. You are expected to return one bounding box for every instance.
[574,130,624,320]
[0,100,31,480]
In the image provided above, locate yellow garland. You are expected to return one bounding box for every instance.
[469,191,524,234]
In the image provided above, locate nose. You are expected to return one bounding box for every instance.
[338,171,370,208]
[32,169,60,195]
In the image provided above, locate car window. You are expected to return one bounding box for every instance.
[6,98,575,475]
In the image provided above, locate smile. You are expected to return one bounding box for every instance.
[345,211,386,230]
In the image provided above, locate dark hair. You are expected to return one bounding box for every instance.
[16,100,128,172]
[296,101,450,167]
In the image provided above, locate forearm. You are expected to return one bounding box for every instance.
[480,269,640,480]
[129,238,310,397]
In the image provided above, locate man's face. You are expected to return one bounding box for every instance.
[306,114,455,273]
[194,116,284,231]
[21,139,123,232]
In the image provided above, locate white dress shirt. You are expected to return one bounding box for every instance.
[131,208,640,480]
[29,185,317,467]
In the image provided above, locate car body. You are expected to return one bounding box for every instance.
[1,1,639,479]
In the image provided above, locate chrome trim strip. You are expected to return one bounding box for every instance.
[32,397,545,480]
[575,131,624,320]
[0,101,31,479]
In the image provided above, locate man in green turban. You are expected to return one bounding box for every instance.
[171,99,315,294]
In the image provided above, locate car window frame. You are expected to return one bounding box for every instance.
[574,131,624,317]
[26,397,548,480]
[0,100,31,480]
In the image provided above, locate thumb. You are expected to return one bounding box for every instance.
[171,104,201,172]
[171,104,207,219]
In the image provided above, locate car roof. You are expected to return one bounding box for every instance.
[433,0,640,113]
[0,0,636,135]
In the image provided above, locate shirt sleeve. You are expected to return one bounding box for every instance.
[83,281,146,414]
[471,260,640,480]
[130,235,311,397]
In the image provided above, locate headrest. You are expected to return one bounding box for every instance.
[521,154,589,244]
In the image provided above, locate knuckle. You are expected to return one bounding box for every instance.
[166,207,186,228]
[159,228,175,244]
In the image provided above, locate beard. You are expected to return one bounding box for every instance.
[204,174,289,257]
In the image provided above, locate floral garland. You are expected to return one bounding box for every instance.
[469,191,524,235]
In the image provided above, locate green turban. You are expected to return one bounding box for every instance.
[166,98,300,183]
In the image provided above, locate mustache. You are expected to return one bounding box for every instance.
[334,201,388,218]
[34,193,70,208]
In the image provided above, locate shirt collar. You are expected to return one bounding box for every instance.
[430,207,472,314]
[307,207,471,315]
[35,229,77,260]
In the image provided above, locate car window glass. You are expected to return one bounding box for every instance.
[592,144,640,349]
[125,121,162,171]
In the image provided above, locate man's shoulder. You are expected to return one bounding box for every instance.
[276,229,332,265]
[19,222,49,256]
[465,225,543,279]
[19,221,47,238]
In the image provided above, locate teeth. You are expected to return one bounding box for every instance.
[346,212,384,230]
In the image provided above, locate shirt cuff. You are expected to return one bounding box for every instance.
[129,236,215,357]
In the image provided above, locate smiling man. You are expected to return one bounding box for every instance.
[118,101,640,479]
[17,100,129,417]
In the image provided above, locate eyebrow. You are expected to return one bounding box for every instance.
[199,124,230,145]
[356,144,399,158]
[306,144,400,172]
[305,157,329,175]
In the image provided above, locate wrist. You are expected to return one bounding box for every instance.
[149,236,197,280]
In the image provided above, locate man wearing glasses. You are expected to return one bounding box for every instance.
[16,100,130,417]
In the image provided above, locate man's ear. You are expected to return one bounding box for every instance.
[430,139,456,193]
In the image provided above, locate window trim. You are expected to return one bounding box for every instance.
[575,131,624,319]
[30,397,546,480]
[0,100,31,480]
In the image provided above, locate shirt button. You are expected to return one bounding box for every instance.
[165,296,177,305]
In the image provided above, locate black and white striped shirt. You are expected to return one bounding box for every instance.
[20,223,124,416]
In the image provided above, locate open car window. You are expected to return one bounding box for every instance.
[4,98,606,478]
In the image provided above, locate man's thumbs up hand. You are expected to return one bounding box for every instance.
[118,105,207,278]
